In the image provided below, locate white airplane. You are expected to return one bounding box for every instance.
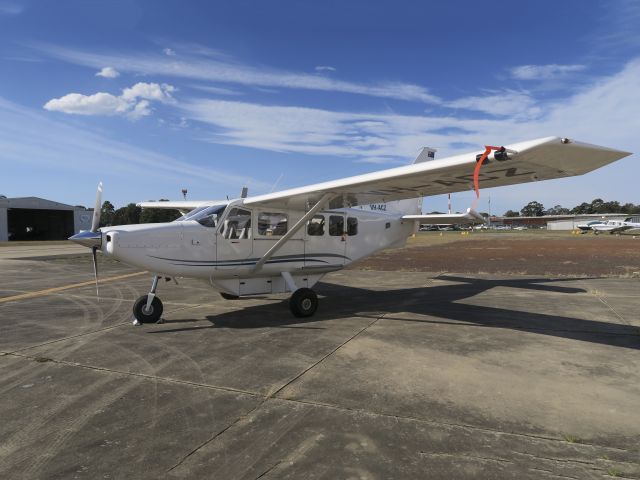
[590,217,640,234]
[69,136,630,324]
[576,220,605,232]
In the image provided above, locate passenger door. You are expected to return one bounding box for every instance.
[216,207,253,271]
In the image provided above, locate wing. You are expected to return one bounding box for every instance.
[402,208,486,225]
[244,137,631,210]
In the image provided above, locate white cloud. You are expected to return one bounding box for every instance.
[0,97,269,193]
[163,48,176,56]
[43,82,175,119]
[37,45,441,104]
[95,66,120,78]
[510,64,586,80]
[121,82,175,102]
[43,92,129,116]
[190,84,241,96]
[315,65,336,72]
[181,59,640,167]
[446,90,540,118]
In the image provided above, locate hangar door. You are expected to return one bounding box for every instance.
[7,208,74,241]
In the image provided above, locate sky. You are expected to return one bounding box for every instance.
[0,0,638,215]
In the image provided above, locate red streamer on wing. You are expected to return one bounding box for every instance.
[472,145,501,210]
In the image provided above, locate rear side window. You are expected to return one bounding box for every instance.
[307,215,325,236]
[347,217,358,236]
[258,212,288,236]
[329,215,344,236]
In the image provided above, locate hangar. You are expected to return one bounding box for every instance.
[0,196,93,241]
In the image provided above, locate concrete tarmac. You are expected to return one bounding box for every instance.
[1,252,639,479]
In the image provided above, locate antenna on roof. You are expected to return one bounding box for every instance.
[240,186,248,198]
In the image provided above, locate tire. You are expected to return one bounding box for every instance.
[289,288,318,318]
[133,295,163,324]
[220,292,239,300]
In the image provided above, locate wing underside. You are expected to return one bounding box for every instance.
[244,137,631,210]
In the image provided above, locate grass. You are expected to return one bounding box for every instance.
[562,434,581,444]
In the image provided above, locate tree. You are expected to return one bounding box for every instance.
[622,202,640,214]
[140,200,182,223]
[520,201,545,217]
[504,210,520,217]
[112,203,141,225]
[570,202,591,214]
[100,201,115,227]
[545,204,570,215]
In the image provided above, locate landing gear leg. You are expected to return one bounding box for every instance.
[282,272,318,318]
[132,275,164,325]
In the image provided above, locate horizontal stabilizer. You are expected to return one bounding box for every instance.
[402,208,486,224]
[137,201,218,214]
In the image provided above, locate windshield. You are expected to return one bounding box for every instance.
[176,205,210,222]
[183,204,227,228]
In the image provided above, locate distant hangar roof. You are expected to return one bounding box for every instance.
[0,196,89,211]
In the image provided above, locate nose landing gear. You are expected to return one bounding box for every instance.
[133,275,164,325]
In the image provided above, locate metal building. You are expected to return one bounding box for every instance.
[0,196,93,241]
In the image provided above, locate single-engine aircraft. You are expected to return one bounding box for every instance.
[69,136,630,324]
[590,217,640,234]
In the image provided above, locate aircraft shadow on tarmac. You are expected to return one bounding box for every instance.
[150,276,640,350]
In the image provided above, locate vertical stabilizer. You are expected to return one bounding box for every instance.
[379,147,437,214]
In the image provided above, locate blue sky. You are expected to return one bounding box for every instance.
[0,0,638,215]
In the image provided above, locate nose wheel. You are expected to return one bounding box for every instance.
[133,275,164,324]
[133,295,164,324]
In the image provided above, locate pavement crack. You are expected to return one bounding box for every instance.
[513,450,598,466]
[166,403,261,473]
[270,312,385,398]
[527,467,580,480]
[254,460,282,479]
[419,452,513,464]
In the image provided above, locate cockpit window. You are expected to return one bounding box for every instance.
[176,205,209,222]
[186,204,227,228]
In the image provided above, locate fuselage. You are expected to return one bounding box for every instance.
[590,218,640,233]
[98,199,417,295]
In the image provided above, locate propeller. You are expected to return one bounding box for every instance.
[69,182,103,298]
[91,182,103,233]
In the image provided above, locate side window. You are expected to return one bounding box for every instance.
[347,217,358,236]
[329,215,344,236]
[221,208,251,239]
[307,215,325,236]
[258,212,288,236]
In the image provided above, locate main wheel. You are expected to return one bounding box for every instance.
[220,292,239,300]
[133,295,163,324]
[289,288,318,318]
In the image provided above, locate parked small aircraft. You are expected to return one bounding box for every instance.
[590,217,640,234]
[69,136,630,324]
[576,220,605,232]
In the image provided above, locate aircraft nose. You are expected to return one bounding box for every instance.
[69,230,102,248]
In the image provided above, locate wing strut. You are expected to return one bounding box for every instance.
[252,192,335,274]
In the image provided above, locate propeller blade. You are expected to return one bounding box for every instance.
[92,246,100,299]
[91,182,103,232]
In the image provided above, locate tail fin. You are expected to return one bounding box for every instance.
[381,147,437,214]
